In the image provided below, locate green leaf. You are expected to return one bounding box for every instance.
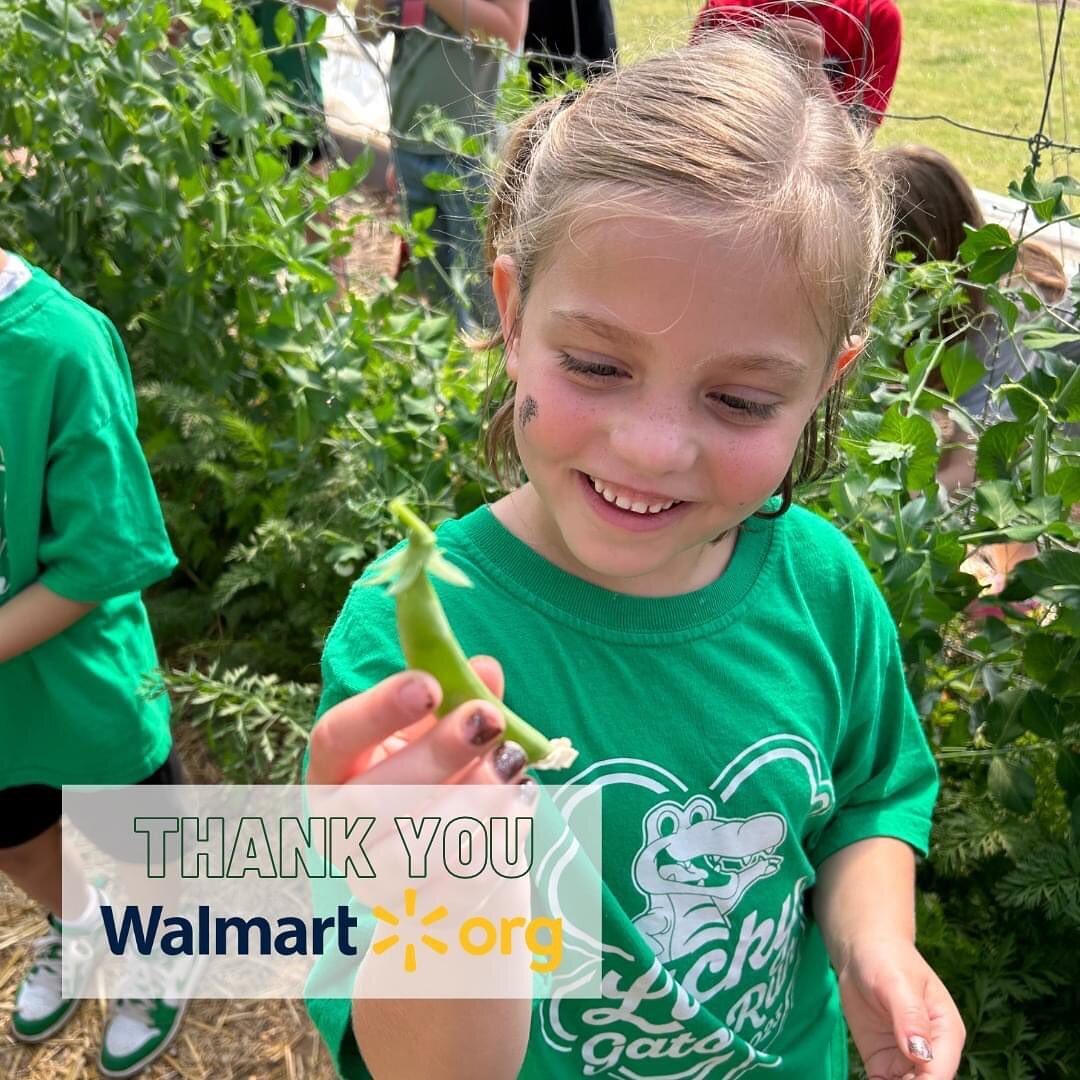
[988,756,1036,814]
[940,344,985,398]
[1022,329,1080,352]
[273,5,296,45]
[200,0,232,16]
[958,223,1017,285]
[872,405,938,489]
[327,167,355,198]
[421,171,464,193]
[975,480,1021,528]
[980,691,1025,746]
[983,285,1019,333]
[1019,689,1064,740]
[1015,549,1080,593]
[1047,466,1080,510]
[1007,166,1077,223]
[1057,749,1080,801]
[975,421,1028,481]
[1023,634,1061,684]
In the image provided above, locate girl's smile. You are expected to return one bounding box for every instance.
[490,208,840,598]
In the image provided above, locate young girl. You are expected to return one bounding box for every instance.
[304,31,965,1080]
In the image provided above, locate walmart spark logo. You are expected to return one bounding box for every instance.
[372,888,449,972]
[371,888,565,974]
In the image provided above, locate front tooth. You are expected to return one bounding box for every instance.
[630,501,648,514]
[601,487,617,504]
[647,502,663,513]
[615,495,633,510]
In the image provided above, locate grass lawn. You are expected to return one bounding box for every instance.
[610,0,1080,197]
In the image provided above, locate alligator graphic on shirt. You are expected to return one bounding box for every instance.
[631,795,785,964]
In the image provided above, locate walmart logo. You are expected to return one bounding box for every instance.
[372,888,449,972]
[371,888,563,974]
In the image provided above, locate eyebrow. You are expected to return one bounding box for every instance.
[549,308,813,379]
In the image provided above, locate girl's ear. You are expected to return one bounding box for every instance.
[492,254,521,379]
[831,337,864,384]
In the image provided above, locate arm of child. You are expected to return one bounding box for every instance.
[424,0,529,52]
[308,659,534,1078]
[812,837,965,1079]
[0,582,96,664]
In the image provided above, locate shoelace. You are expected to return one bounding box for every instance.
[27,928,63,983]
[113,997,158,1029]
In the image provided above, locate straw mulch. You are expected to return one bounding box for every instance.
[0,723,338,1080]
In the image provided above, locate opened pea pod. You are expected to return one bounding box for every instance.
[365,500,579,771]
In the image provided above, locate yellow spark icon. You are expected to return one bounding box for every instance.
[371,888,449,972]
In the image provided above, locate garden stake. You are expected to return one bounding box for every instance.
[366,500,579,770]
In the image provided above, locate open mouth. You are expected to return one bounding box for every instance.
[585,473,685,516]
[657,848,776,886]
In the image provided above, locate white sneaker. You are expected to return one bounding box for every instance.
[11,909,101,1042]
[99,953,204,1078]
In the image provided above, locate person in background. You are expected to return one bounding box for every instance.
[524,0,617,94]
[882,143,1068,487]
[0,249,190,1077]
[691,0,902,128]
[354,0,529,330]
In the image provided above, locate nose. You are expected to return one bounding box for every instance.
[608,403,699,477]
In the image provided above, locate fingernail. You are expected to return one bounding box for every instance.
[466,709,502,746]
[908,1036,933,1062]
[518,777,539,804]
[398,676,435,714]
[493,740,526,781]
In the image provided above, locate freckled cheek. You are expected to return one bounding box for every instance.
[516,381,603,458]
[706,426,801,498]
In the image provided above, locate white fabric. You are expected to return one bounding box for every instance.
[0,253,31,302]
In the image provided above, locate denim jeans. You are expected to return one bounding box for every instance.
[393,148,496,331]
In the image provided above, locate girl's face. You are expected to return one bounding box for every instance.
[492,211,844,597]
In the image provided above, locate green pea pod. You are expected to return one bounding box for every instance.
[364,500,578,771]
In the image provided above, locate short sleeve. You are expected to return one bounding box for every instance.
[809,589,939,866]
[37,411,176,602]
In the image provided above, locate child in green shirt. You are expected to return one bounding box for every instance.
[304,28,966,1080]
[0,252,189,1076]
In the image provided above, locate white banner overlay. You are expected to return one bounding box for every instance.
[60,784,602,1000]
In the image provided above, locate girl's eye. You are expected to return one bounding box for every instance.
[557,353,625,379]
[710,393,779,421]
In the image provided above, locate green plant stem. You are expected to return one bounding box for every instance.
[1031,409,1048,501]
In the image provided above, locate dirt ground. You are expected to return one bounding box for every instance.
[0,721,340,1080]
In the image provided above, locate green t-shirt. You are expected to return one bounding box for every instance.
[305,504,938,1079]
[0,263,177,788]
[390,14,504,155]
[251,1,323,114]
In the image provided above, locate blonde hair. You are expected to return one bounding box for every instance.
[482,29,893,510]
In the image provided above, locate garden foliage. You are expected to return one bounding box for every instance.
[1,1,1078,1073]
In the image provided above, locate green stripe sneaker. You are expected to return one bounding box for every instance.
[98,954,203,1078]
[11,911,100,1042]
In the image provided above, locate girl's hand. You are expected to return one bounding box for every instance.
[307,657,534,910]
[837,938,965,1080]
[307,656,528,789]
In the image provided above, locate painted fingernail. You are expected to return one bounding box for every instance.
[398,676,435,714]
[908,1036,933,1062]
[493,740,526,781]
[466,709,502,746]
[518,777,539,804]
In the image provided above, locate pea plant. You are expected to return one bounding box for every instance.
[803,173,1080,1077]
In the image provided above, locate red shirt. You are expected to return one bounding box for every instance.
[690,0,902,124]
